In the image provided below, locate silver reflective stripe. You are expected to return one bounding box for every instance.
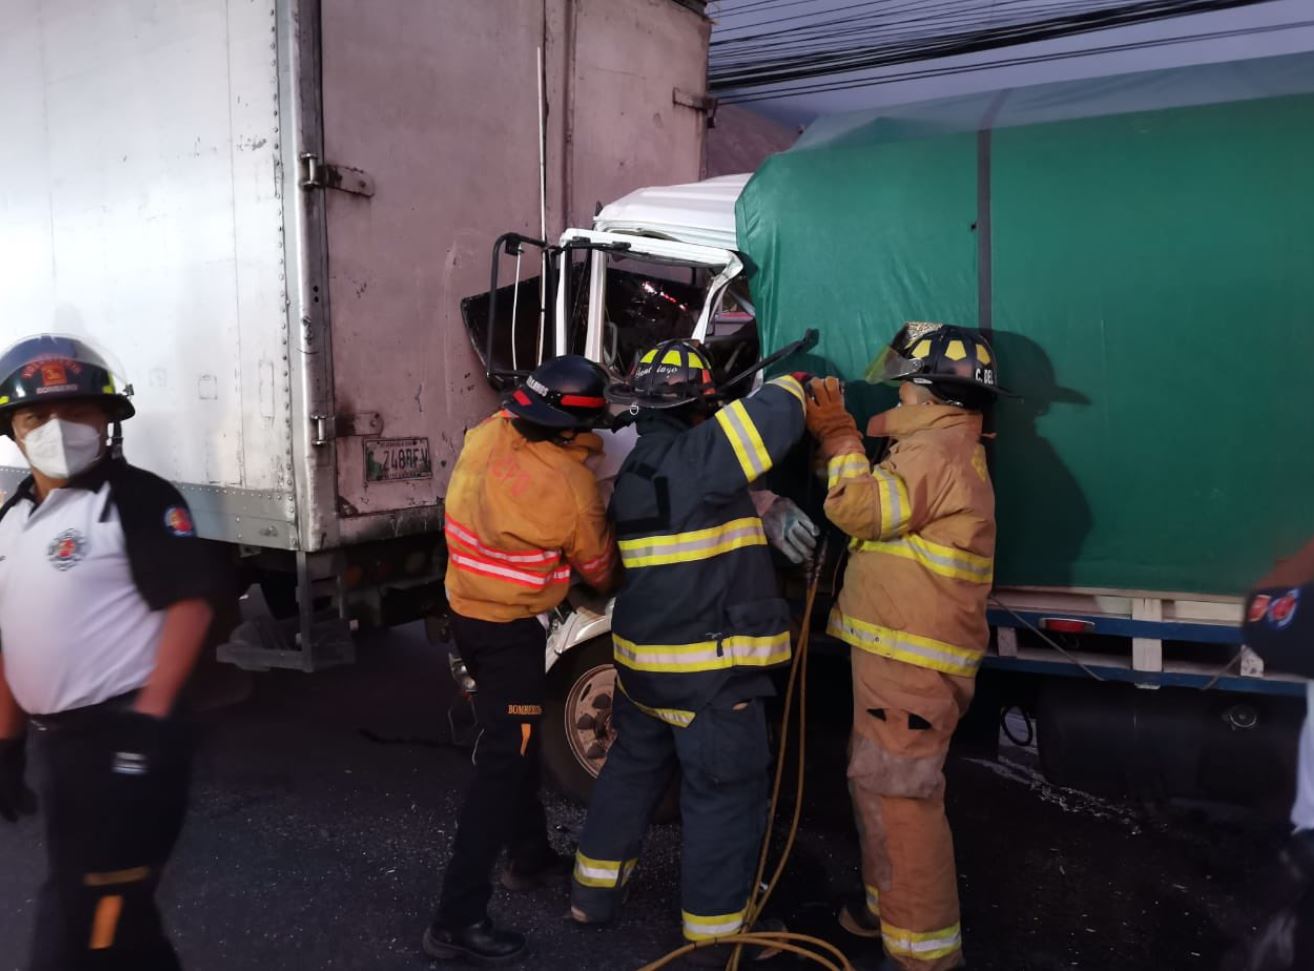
[865,884,881,916]
[614,638,724,672]
[852,534,993,583]
[613,632,790,673]
[683,909,747,940]
[576,861,618,882]
[881,921,963,958]
[872,467,907,530]
[618,681,697,727]
[909,538,984,576]
[768,375,806,407]
[827,614,981,676]
[720,401,768,477]
[827,453,870,488]
[618,517,766,568]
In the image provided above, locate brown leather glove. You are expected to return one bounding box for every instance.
[806,377,861,458]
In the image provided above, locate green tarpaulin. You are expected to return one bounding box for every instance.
[738,55,1314,595]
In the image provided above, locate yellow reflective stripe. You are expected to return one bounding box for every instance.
[618,517,767,568]
[865,884,881,917]
[881,920,963,961]
[851,534,994,584]
[768,374,806,408]
[662,349,685,365]
[827,611,982,677]
[872,466,911,538]
[715,400,772,481]
[617,679,697,728]
[613,632,791,673]
[641,348,657,364]
[573,850,636,889]
[827,453,870,488]
[682,907,747,941]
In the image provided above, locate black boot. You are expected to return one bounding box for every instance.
[500,850,574,892]
[682,918,787,967]
[422,919,526,965]
[838,896,882,939]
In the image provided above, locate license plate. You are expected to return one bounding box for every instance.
[364,437,433,482]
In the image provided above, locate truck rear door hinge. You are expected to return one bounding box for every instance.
[312,412,383,445]
[299,153,375,197]
[673,88,718,122]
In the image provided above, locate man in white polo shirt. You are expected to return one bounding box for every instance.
[0,335,218,971]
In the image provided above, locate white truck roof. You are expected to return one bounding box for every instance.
[593,173,750,251]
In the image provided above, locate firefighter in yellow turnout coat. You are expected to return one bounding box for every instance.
[809,324,1008,971]
[425,355,619,966]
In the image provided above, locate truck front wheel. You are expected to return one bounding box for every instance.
[541,635,679,821]
[542,636,618,805]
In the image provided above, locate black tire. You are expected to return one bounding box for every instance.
[541,635,679,822]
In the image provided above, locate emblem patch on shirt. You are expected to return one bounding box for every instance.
[1269,588,1300,629]
[47,529,87,571]
[163,506,195,537]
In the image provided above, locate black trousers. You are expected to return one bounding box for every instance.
[436,613,555,928]
[29,705,192,971]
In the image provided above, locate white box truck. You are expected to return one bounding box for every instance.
[0,0,714,671]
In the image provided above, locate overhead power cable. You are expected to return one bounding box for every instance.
[715,17,1312,104]
[709,0,1274,91]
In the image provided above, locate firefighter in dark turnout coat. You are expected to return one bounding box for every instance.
[569,339,807,956]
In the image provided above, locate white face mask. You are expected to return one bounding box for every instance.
[20,419,105,479]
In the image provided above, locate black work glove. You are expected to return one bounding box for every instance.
[104,711,169,779]
[0,735,37,822]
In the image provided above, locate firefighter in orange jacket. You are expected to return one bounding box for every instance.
[423,355,619,966]
[808,323,1008,971]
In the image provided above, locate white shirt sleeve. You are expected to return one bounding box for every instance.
[1292,682,1314,832]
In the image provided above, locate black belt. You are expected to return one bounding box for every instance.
[30,691,138,732]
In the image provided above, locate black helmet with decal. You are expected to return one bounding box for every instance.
[504,354,610,430]
[0,335,134,437]
[606,339,720,411]
[866,322,1010,410]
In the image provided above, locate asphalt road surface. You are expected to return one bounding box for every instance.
[0,624,1290,970]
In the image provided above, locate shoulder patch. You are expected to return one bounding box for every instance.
[163,506,195,537]
[1269,588,1300,629]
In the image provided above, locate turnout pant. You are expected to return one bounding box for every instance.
[30,705,192,971]
[436,613,555,928]
[849,652,974,971]
[571,687,770,941]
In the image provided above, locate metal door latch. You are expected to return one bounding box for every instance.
[312,412,383,445]
[299,154,375,197]
[673,88,718,125]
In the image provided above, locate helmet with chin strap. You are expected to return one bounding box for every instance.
[866,322,1009,410]
[504,355,610,430]
[606,339,720,412]
[0,335,134,438]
